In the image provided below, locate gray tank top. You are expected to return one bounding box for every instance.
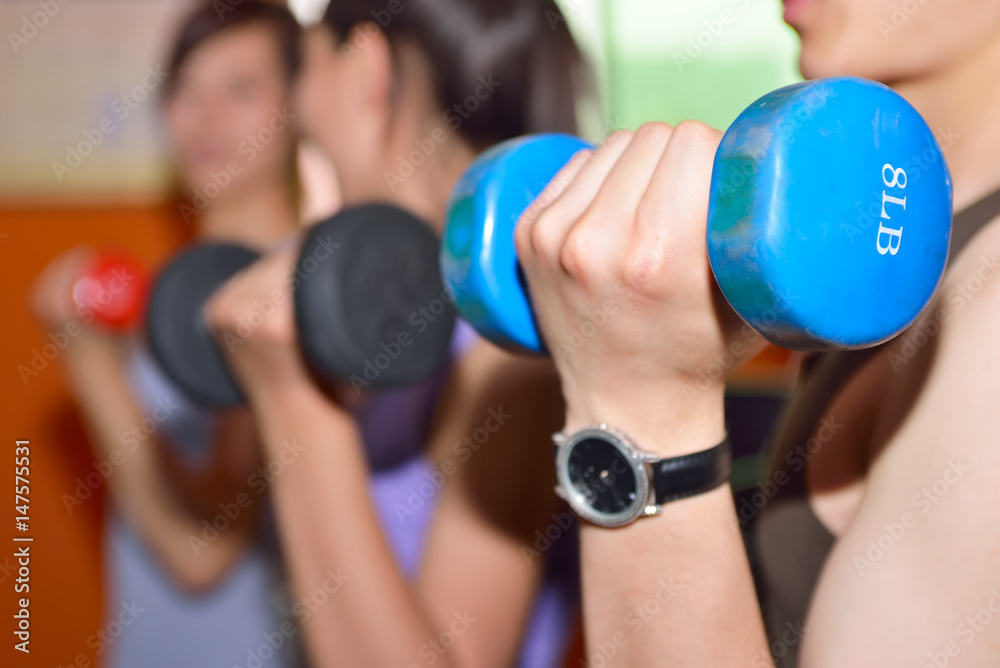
[753,185,1000,667]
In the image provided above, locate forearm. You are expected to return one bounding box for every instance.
[59,336,252,590]
[248,383,447,668]
[573,392,772,667]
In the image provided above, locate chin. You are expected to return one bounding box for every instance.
[797,39,837,80]
[798,44,862,80]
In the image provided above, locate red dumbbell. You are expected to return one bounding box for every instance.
[71,253,149,332]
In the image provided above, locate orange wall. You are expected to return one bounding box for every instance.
[0,205,188,668]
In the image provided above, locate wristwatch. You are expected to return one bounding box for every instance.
[553,424,731,528]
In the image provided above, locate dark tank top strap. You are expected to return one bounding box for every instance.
[949,184,1000,264]
[755,181,1000,668]
[767,180,1000,488]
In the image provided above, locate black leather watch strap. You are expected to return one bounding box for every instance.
[652,437,731,505]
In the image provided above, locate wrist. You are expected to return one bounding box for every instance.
[562,380,726,458]
[244,369,329,414]
[247,376,356,450]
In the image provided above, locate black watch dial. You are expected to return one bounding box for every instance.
[566,437,639,515]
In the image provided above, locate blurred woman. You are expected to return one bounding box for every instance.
[202,1,590,666]
[30,3,306,666]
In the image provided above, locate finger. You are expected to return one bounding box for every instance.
[32,247,93,315]
[267,229,305,255]
[634,121,722,284]
[520,131,633,263]
[515,147,593,263]
[584,122,675,243]
[560,123,677,282]
[518,148,594,228]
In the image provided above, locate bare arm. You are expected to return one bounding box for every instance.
[510,123,781,666]
[58,333,258,592]
[800,228,1000,666]
[205,243,565,667]
[32,250,256,593]
[418,342,566,668]
[512,117,1000,667]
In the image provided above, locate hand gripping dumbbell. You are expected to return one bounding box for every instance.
[71,253,149,332]
[146,204,455,408]
[441,77,953,353]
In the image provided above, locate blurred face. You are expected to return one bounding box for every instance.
[295,25,390,204]
[784,0,1000,82]
[165,23,295,198]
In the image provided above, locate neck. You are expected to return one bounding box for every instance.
[197,178,299,249]
[368,46,478,232]
[892,37,1000,211]
[381,123,477,233]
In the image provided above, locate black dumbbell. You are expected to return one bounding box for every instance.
[146,204,455,408]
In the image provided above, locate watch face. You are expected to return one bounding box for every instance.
[566,437,640,516]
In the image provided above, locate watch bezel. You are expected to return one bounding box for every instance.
[555,424,652,528]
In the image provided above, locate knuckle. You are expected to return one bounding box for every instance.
[620,242,663,294]
[601,129,634,149]
[527,208,562,261]
[202,294,227,331]
[671,120,719,149]
[559,227,590,278]
[634,121,674,144]
[514,216,534,258]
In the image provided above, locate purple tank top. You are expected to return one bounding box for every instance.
[120,318,578,668]
[358,319,579,668]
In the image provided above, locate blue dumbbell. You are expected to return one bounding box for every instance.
[441,76,953,353]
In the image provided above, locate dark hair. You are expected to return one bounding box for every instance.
[165,0,304,98]
[323,0,587,148]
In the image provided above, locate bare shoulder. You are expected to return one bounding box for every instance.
[801,217,1000,665]
[936,215,1000,327]
[878,215,1000,388]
